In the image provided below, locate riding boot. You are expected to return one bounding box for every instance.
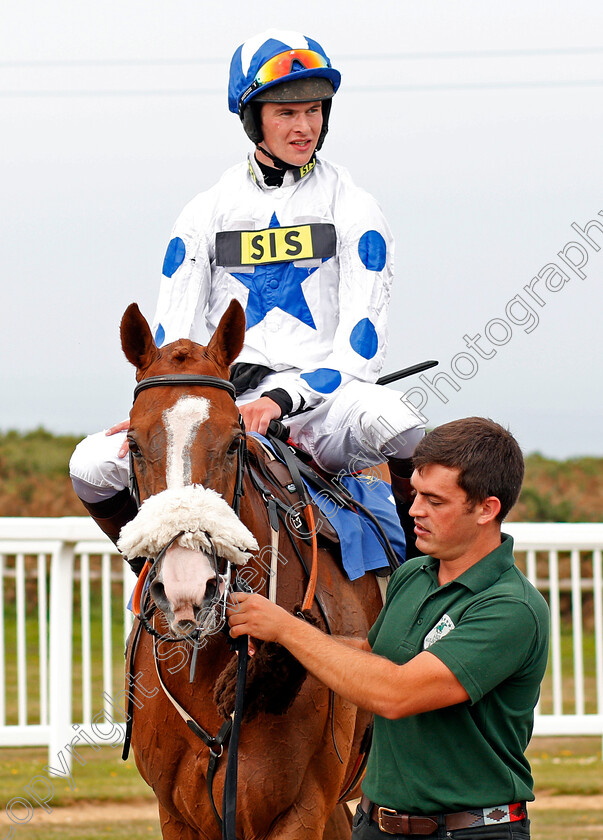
[387,457,420,560]
[79,488,146,576]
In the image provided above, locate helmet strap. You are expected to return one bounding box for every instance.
[255,144,292,172]
[255,148,317,186]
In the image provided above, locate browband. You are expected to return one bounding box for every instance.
[133,374,237,403]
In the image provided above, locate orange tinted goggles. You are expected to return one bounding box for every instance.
[254,49,330,86]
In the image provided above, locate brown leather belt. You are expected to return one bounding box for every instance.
[360,795,527,835]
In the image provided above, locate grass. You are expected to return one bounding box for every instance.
[510,453,603,523]
[0,428,84,516]
[531,810,603,840]
[0,746,154,806]
[0,745,160,839]
[527,736,603,796]
[5,821,162,840]
[0,737,601,840]
[0,428,82,480]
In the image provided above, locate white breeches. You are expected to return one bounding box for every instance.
[69,381,424,504]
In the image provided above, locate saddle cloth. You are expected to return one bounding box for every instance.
[252,433,406,581]
[307,471,406,580]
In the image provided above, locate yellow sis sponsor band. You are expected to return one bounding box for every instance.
[215,222,336,267]
[240,224,314,264]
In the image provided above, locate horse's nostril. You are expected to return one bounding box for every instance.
[205,578,218,601]
[150,580,170,612]
[174,617,196,633]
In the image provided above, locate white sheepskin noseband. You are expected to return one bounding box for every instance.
[117,485,258,565]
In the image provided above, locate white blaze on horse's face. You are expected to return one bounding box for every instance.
[163,396,210,488]
[159,395,220,634]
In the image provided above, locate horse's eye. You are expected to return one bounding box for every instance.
[227,436,242,455]
[128,438,141,456]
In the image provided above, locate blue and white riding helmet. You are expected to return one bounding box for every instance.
[228,29,341,149]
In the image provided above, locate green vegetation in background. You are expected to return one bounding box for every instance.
[0,428,82,479]
[0,428,84,515]
[512,452,603,522]
[1,428,602,521]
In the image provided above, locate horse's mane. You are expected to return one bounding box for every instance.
[170,345,191,362]
[214,609,321,721]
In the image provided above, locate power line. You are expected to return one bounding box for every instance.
[343,46,603,61]
[2,79,603,98]
[0,88,221,97]
[0,57,224,68]
[347,78,603,92]
[1,45,603,68]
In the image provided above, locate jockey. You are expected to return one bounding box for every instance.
[70,29,424,570]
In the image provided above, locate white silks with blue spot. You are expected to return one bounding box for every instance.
[68,146,423,505]
[153,153,394,416]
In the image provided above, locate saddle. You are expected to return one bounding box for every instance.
[257,425,401,576]
[264,457,340,544]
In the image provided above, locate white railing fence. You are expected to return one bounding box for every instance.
[1,518,602,766]
[0,518,135,767]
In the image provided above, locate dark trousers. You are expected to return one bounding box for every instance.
[351,805,530,840]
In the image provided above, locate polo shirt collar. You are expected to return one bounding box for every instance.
[422,533,516,594]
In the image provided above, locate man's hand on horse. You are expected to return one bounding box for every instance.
[238,397,282,436]
[106,419,130,458]
[227,591,293,646]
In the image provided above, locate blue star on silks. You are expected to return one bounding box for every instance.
[231,213,326,330]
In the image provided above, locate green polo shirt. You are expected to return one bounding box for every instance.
[363,534,549,814]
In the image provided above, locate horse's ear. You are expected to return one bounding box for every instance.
[206,299,246,370]
[121,303,160,371]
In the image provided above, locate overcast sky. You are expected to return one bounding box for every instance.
[2,0,602,458]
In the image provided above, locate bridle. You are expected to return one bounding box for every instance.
[125,371,250,840]
[129,373,246,513]
[128,373,249,649]
[133,373,237,399]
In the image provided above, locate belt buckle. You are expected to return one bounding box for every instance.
[377,807,399,834]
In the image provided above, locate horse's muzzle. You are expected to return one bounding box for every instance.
[150,544,231,638]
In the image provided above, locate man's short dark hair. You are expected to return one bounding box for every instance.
[412,417,524,522]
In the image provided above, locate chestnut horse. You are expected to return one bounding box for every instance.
[117,299,383,839]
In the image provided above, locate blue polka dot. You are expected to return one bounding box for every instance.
[358,230,387,271]
[162,237,186,278]
[350,318,378,359]
[155,323,165,347]
[301,368,342,394]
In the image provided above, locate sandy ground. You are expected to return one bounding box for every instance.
[3,796,603,826]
